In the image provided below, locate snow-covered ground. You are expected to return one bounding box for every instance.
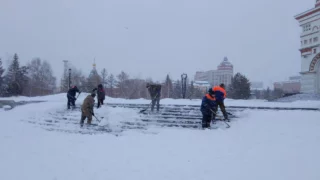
[1,94,320,180]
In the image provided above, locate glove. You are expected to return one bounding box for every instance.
[92,112,94,116]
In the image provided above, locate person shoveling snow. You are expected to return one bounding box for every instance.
[80,92,96,126]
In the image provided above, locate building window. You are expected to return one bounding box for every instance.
[310,39,312,43]
[304,40,308,44]
[314,49,317,54]
[314,37,319,42]
[303,24,311,32]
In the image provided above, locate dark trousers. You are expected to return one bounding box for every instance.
[67,97,75,109]
[80,111,92,125]
[151,97,160,111]
[97,99,104,108]
[213,101,228,120]
[201,112,212,128]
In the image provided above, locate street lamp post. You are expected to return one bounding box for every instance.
[68,68,71,88]
[181,73,188,99]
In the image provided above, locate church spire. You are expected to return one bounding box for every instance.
[93,58,96,69]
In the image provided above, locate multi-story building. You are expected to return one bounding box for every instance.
[215,57,233,86]
[194,71,208,82]
[194,57,234,87]
[250,81,264,90]
[193,81,211,93]
[274,76,301,94]
[249,81,264,99]
[294,1,320,93]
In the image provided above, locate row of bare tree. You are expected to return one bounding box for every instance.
[0,54,205,99]
[0,54,56,97]
[60,65,205,99]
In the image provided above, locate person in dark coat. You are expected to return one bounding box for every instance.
[146,83,161,112]
[67,85,81,109]
[200,88,217,129]
[95,84,105,108]
[212,83,228,120]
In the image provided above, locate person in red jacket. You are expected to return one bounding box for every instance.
[92,84,106,108]
[212,83,228,120]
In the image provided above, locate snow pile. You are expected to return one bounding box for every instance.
[273,93,320,102]
[96,106,142,131]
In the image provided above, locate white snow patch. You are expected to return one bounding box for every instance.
[3,105,12,109]
[0,97,320,179]
[96,107,141,131]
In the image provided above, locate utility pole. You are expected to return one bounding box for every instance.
[62,60,69,91]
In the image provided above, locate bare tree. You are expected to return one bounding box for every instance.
[162,74,173,98]
[172,80,182,99]
[41,60,56,94]
[125,79,148,99]
[0,58,5,96]
[107,73,117,97]
[26,58,56,96]
[101,68,108,88]
[117,71,129,98]
[71,68,88,92]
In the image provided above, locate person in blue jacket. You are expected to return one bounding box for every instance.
[67,85,81,109]
[200,88,217,129]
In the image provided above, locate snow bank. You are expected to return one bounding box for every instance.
[108,96,320,108]
[0,93,90,103]
[274,93,320,102]
[1,93,320,108]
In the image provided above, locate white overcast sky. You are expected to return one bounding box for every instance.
[0,0,314,88]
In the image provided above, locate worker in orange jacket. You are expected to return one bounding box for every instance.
[200,88,217,129]
[212,83,228,120]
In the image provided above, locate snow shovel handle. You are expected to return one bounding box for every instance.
[210,109,216,115]
[93,114,100,122]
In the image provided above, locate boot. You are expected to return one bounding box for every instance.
[223,114,229,122]
[80,117,85,127]
[202,117,207,129]
[206,122,211,129]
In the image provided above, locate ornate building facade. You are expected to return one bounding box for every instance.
[295,0,320,93]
